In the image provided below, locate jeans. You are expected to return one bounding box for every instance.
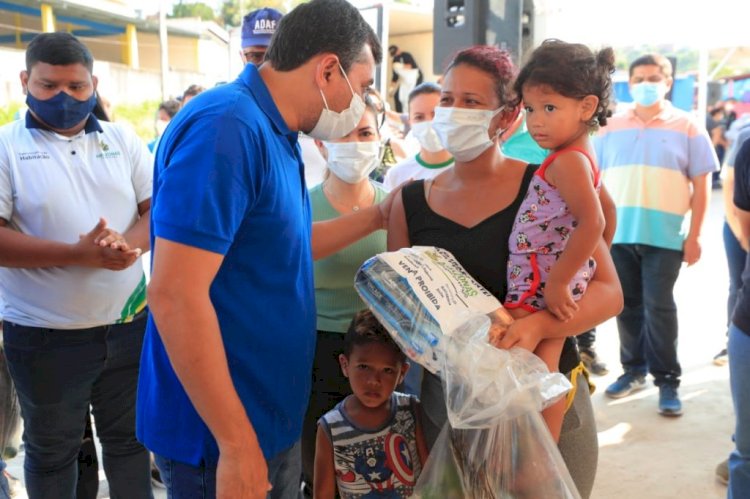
[611,244,683,387]
[155,441,303,499]
[576,329,596,350]
[0,459,9,499]
[729,324,750,498]
[3,313,152,499]
[724,221,747,327]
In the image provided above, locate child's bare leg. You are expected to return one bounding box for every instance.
[536,338,566,442]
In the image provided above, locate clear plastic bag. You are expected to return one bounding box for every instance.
[413,411,580,499]
[355,247,580,498]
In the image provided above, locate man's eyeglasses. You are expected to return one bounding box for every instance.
[243,50,266,66]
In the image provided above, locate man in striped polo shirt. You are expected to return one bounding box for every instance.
[595,53,718,417]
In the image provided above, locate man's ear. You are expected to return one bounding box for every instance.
[315,54,340,88]
[338,353,349,378]
[92,74,98,93]
[20,70,28,94]
[580,95,599,122]
[315,139,328,160]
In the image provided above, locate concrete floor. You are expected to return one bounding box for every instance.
[4,190,735,498]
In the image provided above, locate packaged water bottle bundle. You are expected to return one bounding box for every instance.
[354,246,580,498]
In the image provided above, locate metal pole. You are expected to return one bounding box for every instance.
[697,46,709,124]
[159,1,169,101]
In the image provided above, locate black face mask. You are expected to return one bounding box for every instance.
[26,90,97,130]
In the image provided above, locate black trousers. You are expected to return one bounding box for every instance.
[300,331,351,491]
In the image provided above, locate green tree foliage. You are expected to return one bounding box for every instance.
[170,1,218,22]
[0,103,22,126]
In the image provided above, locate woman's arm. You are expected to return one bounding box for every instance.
[494,238,623,352]
[599,185,617,248]
[313,424,337,499]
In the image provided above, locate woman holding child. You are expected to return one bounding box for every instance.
[387,45,623,498]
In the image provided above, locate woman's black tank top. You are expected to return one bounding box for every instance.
[401,163,579,373]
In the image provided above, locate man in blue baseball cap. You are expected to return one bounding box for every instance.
[240,7,283,66]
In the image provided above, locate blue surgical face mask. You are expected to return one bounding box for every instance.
[630,82,665,107]
[26,90,97,130]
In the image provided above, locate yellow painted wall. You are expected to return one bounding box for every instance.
[78,34,124,65]
[137,32,161,71]
[168,35,200,72]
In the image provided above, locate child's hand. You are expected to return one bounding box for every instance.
[486,308,514,345]
[490,320,542,352]
[544,281,578,322]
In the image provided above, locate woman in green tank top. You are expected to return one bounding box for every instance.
[300,100,389,492]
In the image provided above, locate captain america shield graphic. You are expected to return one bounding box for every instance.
[384,433,415,486]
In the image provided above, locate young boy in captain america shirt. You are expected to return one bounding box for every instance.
[313,310,428,498]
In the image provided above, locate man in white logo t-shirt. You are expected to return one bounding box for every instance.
[0,33,153,497]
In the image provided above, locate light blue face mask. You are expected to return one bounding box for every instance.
[631,82,664,107]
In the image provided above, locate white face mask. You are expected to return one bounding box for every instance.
[155,119,169,137]
[308,64,366,141]
[410,120,444,153]
[432,106,505,162]
[324,141,382,184]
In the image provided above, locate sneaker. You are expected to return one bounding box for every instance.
[580,348,609,376]
[658,385,683,417]
[605,373,647,399]
[716,458,729,486]
[713,347,728,366]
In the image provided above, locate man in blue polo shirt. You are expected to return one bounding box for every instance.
[137,1,384,497]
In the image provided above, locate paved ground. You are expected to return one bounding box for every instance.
[4,191,735,498]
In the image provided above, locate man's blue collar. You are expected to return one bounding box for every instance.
[239,64,294,137]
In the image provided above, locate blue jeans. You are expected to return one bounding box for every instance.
[0,458,9,499]
[611,244,683,387]
[155,441,302,499]
[724,221,747,326]
[2,313,152,499]
[729,324,750,497]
